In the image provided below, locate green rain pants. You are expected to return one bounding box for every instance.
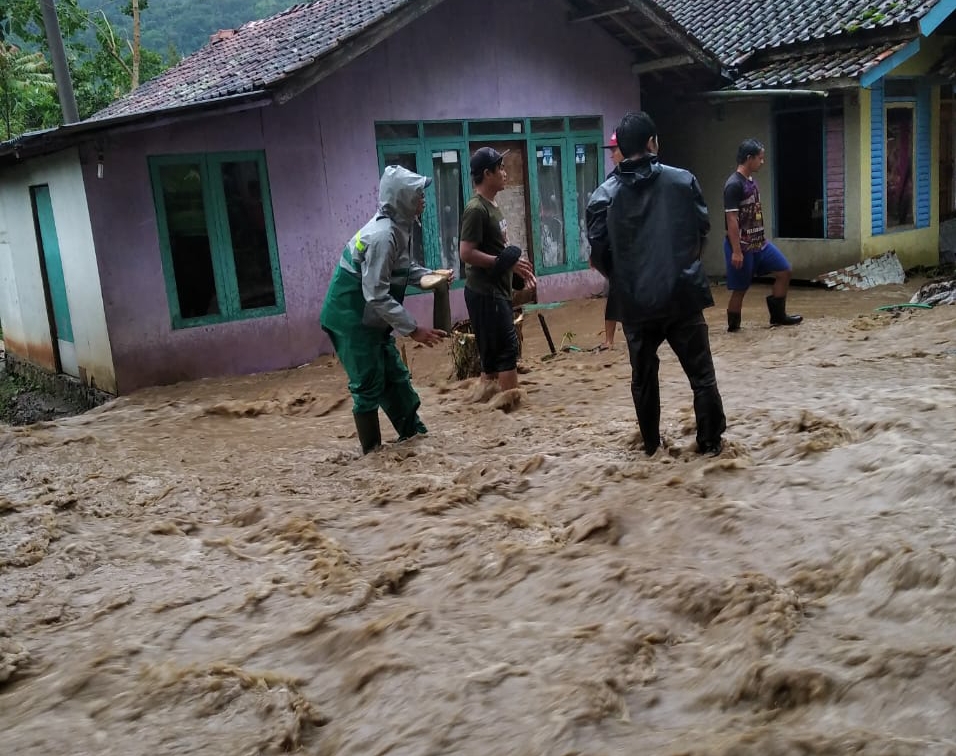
[320,266,427,439]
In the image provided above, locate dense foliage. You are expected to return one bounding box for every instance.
[79,0,295,56]
[0,0,296,139]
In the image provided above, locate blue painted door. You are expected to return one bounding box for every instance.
[31,185,75,367]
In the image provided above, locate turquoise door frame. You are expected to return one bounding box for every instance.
[31,185,75,353]
[376,119,603,281]
[529,136,583,273]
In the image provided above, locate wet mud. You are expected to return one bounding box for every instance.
[2,282,956,755]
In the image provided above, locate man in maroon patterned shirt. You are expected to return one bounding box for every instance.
[723,139,802,332]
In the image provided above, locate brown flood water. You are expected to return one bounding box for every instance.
[3,281,956,755]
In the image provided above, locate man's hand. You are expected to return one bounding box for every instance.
[731,250,744,270]
[410,327,447,347]
[514,258,537,289]
[491,245,522,276]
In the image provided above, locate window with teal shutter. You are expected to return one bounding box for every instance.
[871,79,932,234]
[916,84,932,228]
[149,151,285,329]
[886,105,915,227]
[870,80,885,235]
[375,118,602,279]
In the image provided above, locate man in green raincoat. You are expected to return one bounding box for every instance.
[321,165,450,454]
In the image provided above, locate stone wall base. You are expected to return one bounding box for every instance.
[2,353,114,410]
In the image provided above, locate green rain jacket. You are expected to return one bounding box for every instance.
[321,165,434,337]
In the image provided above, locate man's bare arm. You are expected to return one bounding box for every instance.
[459,240,497,268]
[726,210,744,269]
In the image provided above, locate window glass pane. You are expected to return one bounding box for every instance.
[375,122,419,140]
[886,107,914,227]
[536,145,566,267]
[570,116,601,132]
[383,151,425,266]
[159,163,220,318]
[431,150,465,277]
[424,121,463,138]
[221,161,277,310]
[469,119,522,136]
[531,118,565,133]
[383,151,417,172]
[574,143,599,260]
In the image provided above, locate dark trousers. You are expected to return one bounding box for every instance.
[622,310,726,451]
[463,287,519,374]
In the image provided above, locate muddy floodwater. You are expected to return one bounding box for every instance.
[2,282,956,755]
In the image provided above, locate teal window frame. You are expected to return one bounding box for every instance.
[869,79,932,235]
[148,150,285,329]
[528,132,599,274]
[375,117,603,281]
[884,102,917,229]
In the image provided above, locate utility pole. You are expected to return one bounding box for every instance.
[39,0,79,124]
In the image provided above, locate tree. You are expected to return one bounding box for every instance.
[0,0,174,138]
[81,1,169,115]
[0,41,55,139]
[0,0,88,46]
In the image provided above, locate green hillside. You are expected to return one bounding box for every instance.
[77,0,297,57]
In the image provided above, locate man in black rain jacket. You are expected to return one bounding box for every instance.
[586,111,726,456]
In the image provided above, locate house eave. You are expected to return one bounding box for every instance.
[749,24,919,66]
[0,91,272,167]
[620,0,723,73]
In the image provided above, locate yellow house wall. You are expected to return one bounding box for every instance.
[657,94,865,279]
[657,99,774,277]
[859,45,941,269]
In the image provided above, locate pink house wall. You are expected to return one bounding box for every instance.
[86,0,639,392]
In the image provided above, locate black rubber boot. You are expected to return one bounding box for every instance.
[353,411,382,454]
[766,295,803,326]
[727,310,741,333]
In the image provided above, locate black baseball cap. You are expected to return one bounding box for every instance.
[470,147,509,178]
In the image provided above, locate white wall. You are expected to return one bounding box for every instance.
[0,149,116,392]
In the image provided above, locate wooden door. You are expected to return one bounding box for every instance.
[470,141,533,268]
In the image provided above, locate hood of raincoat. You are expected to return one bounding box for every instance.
[615,153,663,188]
[379,165,432,223]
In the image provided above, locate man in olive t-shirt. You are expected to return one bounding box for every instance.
[459,147,536,391]
[462,193,510,298]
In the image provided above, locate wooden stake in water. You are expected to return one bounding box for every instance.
[538,313,557,355]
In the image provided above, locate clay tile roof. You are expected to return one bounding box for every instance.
[731,40,910,88]
[655,0,940,65]
[89,0,417,121]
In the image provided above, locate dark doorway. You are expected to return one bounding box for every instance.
[774,109,824,238]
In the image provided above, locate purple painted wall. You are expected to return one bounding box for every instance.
[86,0,638,392]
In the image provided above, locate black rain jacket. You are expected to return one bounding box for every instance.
[586,154,714,323]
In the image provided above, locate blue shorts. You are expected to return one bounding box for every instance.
[723,239,791,291]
